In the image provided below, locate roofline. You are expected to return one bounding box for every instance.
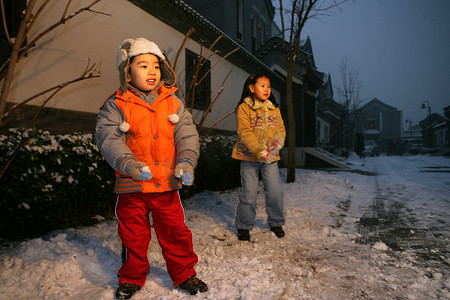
[128,0,284,86]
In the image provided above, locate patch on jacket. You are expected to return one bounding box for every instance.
[249,113,263,128]
[250,112,279,128]
[267,114,279,126]
[235,142,253,158]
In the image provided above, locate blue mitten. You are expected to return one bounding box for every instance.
[125,160,152,181]
[138,166,153,181]
[174,162,194,186]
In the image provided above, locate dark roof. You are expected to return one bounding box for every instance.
[254,36,322,87]
[419,113,447,128]
[128,0,284,86]
[317,97,344,121]
[300,36,317,69]
[359,98,399,113]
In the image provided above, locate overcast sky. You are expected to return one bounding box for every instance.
[274,0,450,128]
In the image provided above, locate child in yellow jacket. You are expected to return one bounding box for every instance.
[231,72,286,241]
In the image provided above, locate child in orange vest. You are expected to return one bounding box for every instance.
[95,38,207,299]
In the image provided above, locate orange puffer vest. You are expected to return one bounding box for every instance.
[114,86,182,193]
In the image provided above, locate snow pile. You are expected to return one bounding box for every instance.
[1,155,449,299]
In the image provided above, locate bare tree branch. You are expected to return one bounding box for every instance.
[18,0,108,62]
[0,0,36,123]
[2,60,100,122]
[196,47,239,85]
[0,60,100,179]
[197,70,232,131]
[173,27,195,71]
[277,0,349,183]
[201,109,236,144]
[24,0,51,38]
[0,0,109,124]
[0,0,12,45]
[61,0,73,21]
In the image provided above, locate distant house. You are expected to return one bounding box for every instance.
[358,98,402,152]
[444,105,450,147]
[419,113,448,148]
[433,121,449,148]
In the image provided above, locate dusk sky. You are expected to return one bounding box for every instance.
[274,0,450,129]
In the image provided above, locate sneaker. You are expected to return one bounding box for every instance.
[115,283,141,299]
[270,226,285,238]
[237,229,250,241]
[177,275,208,295]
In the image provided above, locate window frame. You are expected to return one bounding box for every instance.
[185,48,211,111]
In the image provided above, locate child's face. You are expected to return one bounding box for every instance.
[249,76,271,102]
[127,53,161,92]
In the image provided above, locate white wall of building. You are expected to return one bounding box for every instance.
[8,0,263,132]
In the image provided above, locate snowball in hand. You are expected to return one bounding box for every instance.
[181,171,193,186]
[139,166,153,181]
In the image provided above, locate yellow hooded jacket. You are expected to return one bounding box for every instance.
[232,97,286,162]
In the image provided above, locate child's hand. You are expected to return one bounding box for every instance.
[125,160,152,181]
[138,166,153,181]
[258,149,270,160]
[264,153,278,164]
[174,162,194,186]
[268,136,284,154]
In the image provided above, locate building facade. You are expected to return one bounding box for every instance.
[358,98,402,153]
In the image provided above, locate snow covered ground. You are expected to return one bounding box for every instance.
[1,154,449,299]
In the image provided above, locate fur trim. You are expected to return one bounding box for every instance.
[168,114,179,124]
[119,122,130,133]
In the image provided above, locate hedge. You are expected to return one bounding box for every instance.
[0,129,240,240]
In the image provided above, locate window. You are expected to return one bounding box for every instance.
[0,0,27,66]
[185,49,211,111]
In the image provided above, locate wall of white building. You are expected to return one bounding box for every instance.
[8,0,266,132]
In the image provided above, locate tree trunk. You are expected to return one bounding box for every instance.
[0,0,36,124]
[286,64,296,183]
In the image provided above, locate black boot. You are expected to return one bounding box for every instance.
[270,226,285,238]
[177,275,208,295]
[237,229,250,241]
[115,283,141,299]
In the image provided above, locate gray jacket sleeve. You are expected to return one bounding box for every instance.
[94,96,135,173]
[174,97,200,168]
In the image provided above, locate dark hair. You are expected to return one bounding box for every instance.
[236,72,278,108]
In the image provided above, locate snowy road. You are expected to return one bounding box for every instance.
[0,154,449,299]
[348,155,450,273]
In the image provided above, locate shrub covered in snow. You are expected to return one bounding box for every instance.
[0,128,116,240]
[0,130,241,240]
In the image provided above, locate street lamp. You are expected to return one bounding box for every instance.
[420,101,432,148]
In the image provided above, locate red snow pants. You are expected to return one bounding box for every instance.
[115,190,197,286]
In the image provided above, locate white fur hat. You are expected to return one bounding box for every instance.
[116,37,176,92]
